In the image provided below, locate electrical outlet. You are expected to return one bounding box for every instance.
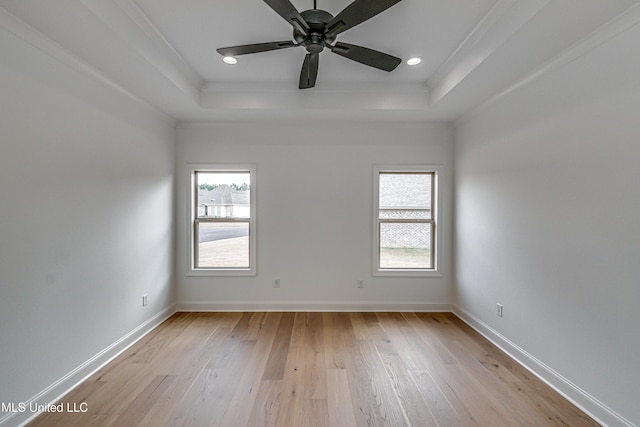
[357,279,364,288]
[274,279,281,288]
[496,303,503,318]
[142,294,148,307]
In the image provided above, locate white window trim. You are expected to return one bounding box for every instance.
[373,164,442,277]
[187,164,257,276]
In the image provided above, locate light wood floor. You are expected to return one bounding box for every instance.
[29,312,599,426]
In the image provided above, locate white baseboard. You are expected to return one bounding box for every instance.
[452,305,635,427]
[9,303,626,427]
[176,300,452,312]
[1,305,176,427]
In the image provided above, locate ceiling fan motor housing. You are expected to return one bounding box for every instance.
[294,9,336,53]
[217,0,403,89]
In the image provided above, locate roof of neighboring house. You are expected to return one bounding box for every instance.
[199,185,249,206]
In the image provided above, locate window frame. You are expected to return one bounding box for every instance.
[187,164,257,276]
[373,164,441,277]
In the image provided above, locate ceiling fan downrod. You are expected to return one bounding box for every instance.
[216,0,403,89]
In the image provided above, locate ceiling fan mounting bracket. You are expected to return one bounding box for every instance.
[217,0,403,89]
[293,9,336,53]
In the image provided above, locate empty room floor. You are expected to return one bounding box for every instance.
[28,312,598,426]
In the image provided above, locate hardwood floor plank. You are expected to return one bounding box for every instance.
[424,313,599,426]
[446,315,600,426]
[347,340,410,426]
[136,314,243,427]
[418,315,550,426]
[148,313,226,375]
[109,375,177,427]
[349,312,371,341]
[90,363,157,416]
[302,398,329,427]
[220,312,283,427]
[323,312,350,370]
[26,312,600,427]
[362,312,381,327]
[245,312,267,341]
[167,313,257,426]
[246,380,282,427]
[376,312,433,371]
[301,312,327,400]
[27,380,107,427]
[408,369,475,427]
[436,363,521,427]
[327,369,358,427]
[406,313,458,365]
[274,313,315,426]
[168,339,256,426]
[125,313,195,365]
[228,312,257,340]
[373,314,439,426]
[262,312,296,380]
[91,313,222,419]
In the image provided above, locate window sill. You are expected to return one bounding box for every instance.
[187,268,256,277]
[373,269,443,278]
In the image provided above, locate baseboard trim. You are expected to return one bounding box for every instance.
[176,301,452,312]
[1,305,176,427]
[452,305,634,427]
[10,303,626,426]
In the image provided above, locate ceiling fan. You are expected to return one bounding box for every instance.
[216,0,403,89]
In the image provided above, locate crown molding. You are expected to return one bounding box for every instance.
[0,6,131,102]
[81,0,203,103]
[0,5,174,126]
[427,0,550,105]
[200,82,430,111]
[458,2,640,125]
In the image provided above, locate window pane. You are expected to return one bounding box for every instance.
[379,173,431,218]
[379,222,431,269]
[197,172,250,219]
[197,222,249,268]
[379,209,430,219]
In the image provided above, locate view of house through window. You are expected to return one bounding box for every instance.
[194,171,251,269]
[377,170,435,271]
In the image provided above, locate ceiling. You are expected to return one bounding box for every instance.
[1,0,639,122]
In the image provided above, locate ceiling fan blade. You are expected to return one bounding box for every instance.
[263,0,310,35]
[216,41,297,57]
[299,53,319,89]
[325,0,402,38]
[330,42,401,71]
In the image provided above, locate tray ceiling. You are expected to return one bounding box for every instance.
[1,0,639,122]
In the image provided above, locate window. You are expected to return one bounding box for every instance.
[189,165,256,275]
[374,166,438,275]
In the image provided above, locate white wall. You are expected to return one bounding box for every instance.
[454,22,640,427]
[5,3,638,425]
[0,28,175,425]
[176,122,453,310]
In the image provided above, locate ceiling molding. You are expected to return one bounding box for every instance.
[5,1,636,123]
[458,2,640,125]
[426,0,550,105]
[201,83,430,112]
[0,5,173,124]
[81,0,203,103]
[0,6,123,97]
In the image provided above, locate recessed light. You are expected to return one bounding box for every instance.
[407,56,422,66]
[222,56,237,65]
